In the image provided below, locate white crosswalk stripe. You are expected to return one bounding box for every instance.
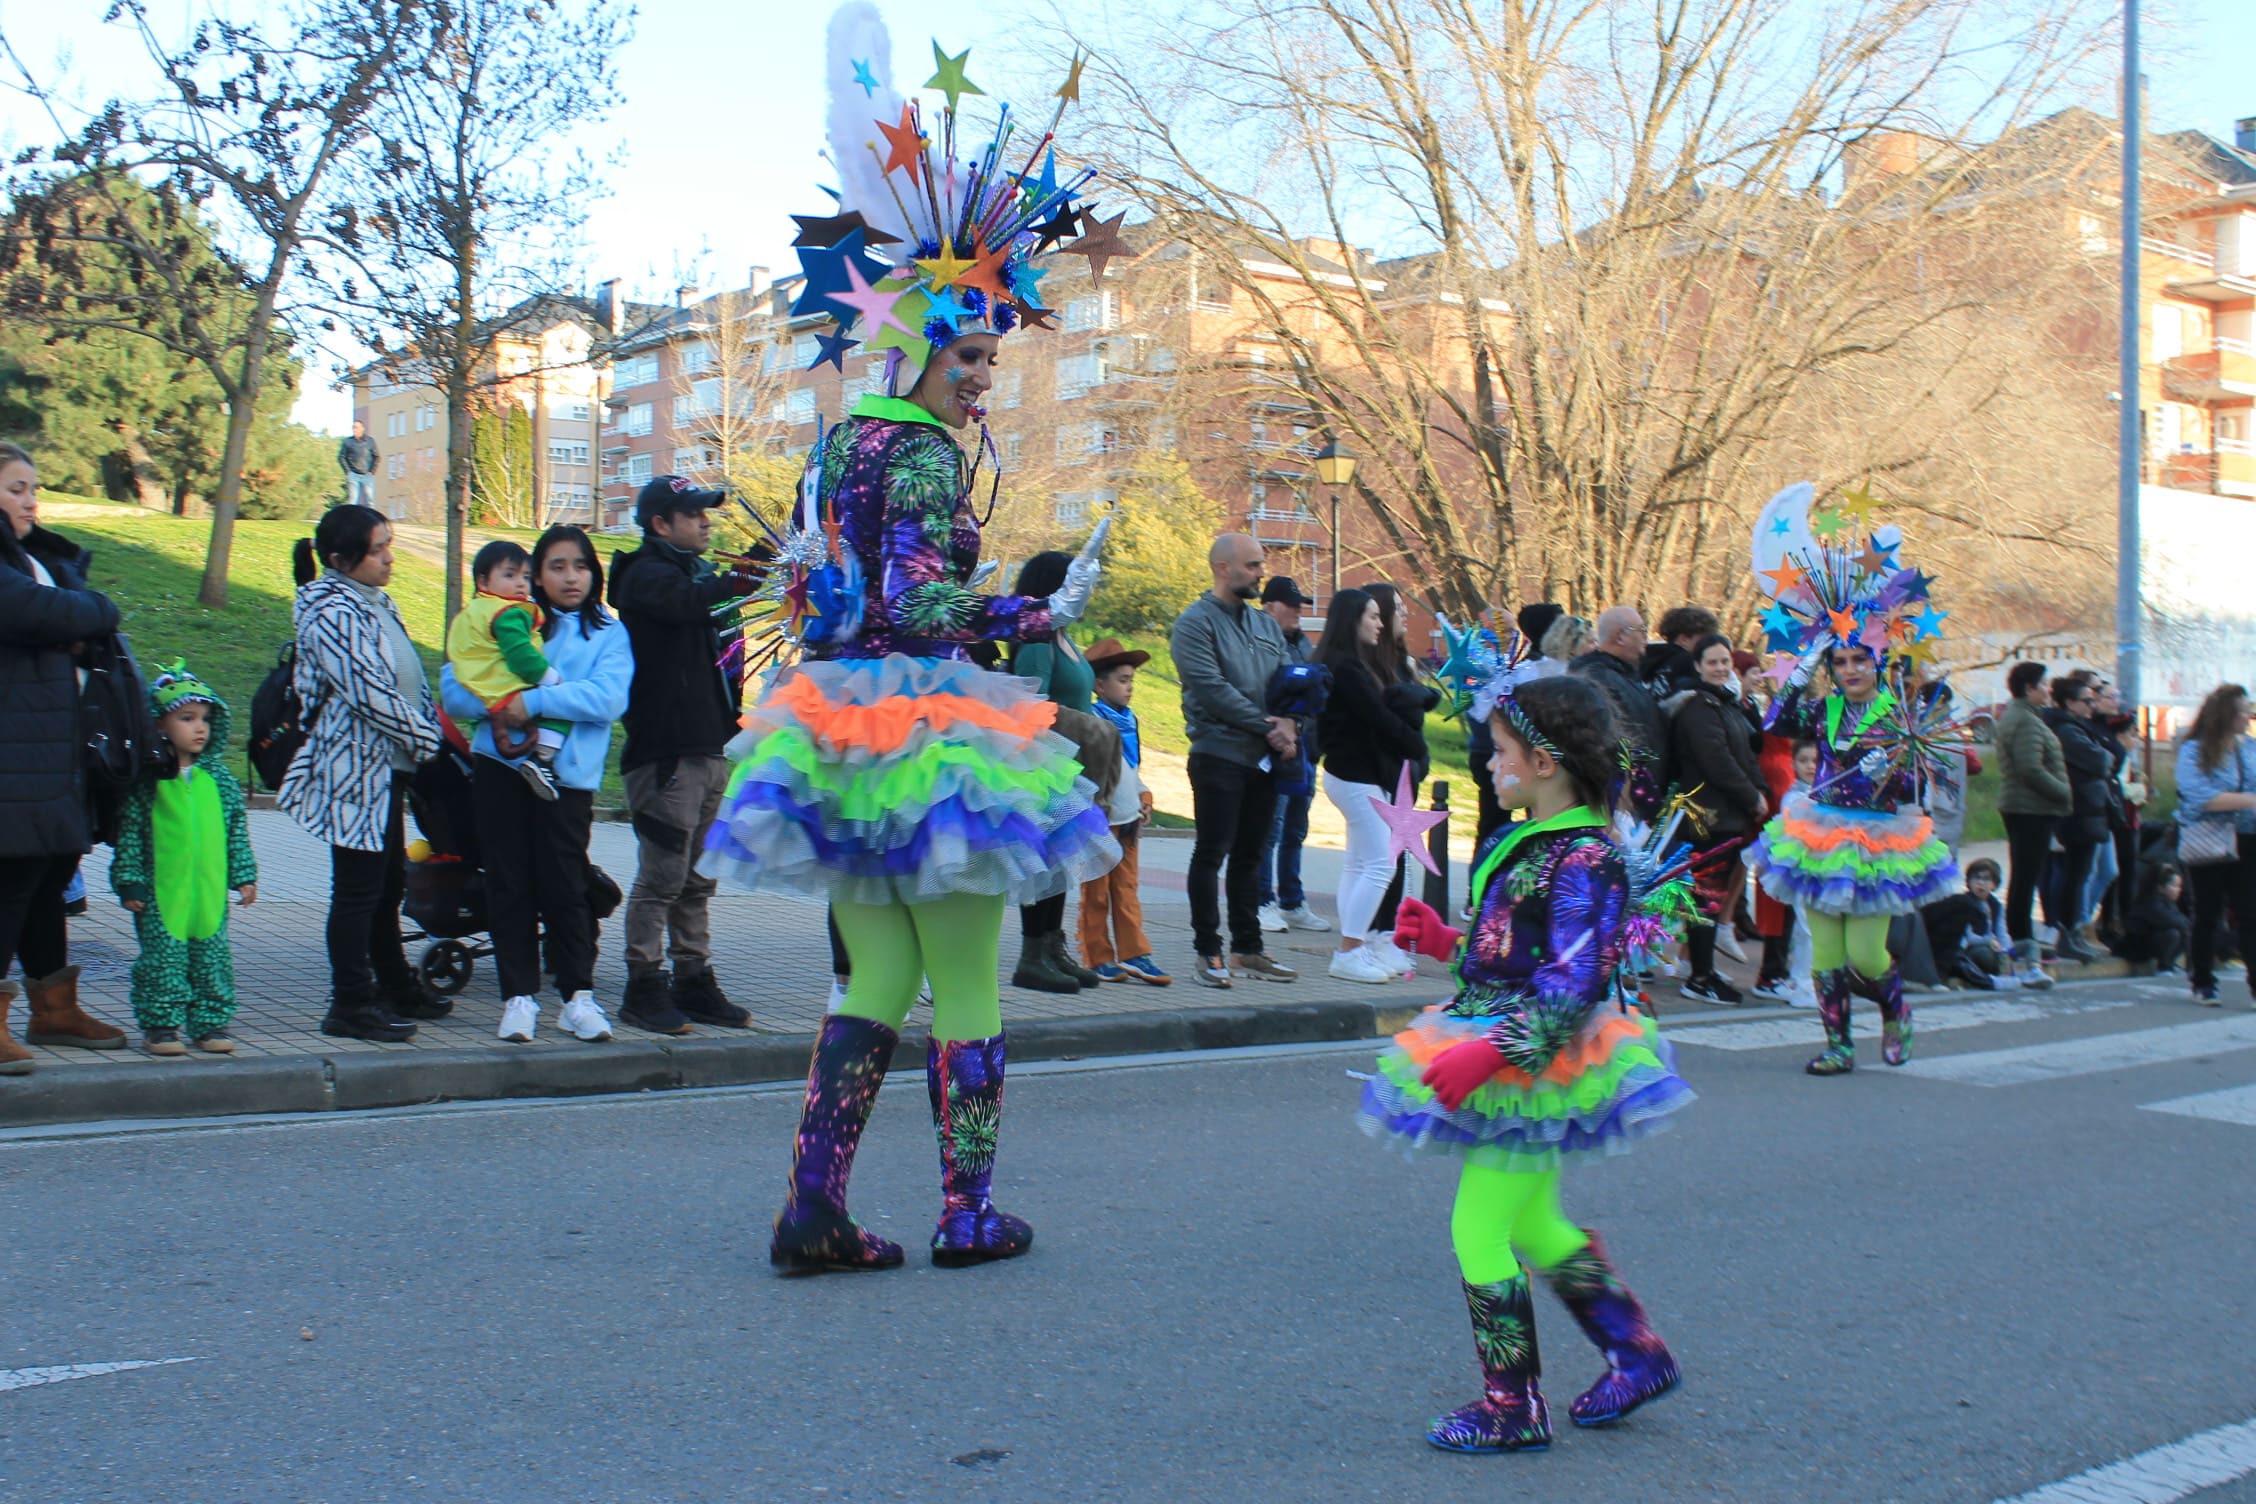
[2140,1082,2256,1127]
[1897,1016,2256,1087]
[1994,1414,2256,1503]
[0,1359,195,1393]
[1668,993,2140,1053]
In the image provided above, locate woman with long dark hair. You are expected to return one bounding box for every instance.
[1006,549,1104,994]
[280,504,443,1042]
[1362,582,1440,965]
[1666,633,1769,1005]
[1316,587,1430,984]
[2173,683,2256,1004]
[0,440,127,1071]
[441,525,631,1043]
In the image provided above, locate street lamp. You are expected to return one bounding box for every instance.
[1312,438,1358,600]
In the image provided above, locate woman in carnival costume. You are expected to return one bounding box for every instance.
[1360,672,1693,1454]
[701,6,1119,1273]
[1743,486,1962,1075]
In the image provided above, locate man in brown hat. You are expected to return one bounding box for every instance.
[1081,638,1171,984]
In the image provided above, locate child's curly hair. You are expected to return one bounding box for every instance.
[1493,676,1619,812]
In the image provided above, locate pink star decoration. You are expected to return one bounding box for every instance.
[828,259,917,341]
[1370,764,1449,876]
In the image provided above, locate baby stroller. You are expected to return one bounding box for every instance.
[403,740,623,997]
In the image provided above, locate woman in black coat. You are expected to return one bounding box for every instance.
[1315,587,1431,984]
[0,441,128,1070]
[1666,632,1769,1005]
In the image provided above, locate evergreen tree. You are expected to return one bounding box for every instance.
[1086,453,1224,633]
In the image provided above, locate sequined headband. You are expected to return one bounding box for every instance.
[1470,679,1560,760]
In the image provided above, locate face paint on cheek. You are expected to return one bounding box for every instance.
[1497,774,1520,789]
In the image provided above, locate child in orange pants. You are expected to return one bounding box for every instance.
[1081,640,1169,985]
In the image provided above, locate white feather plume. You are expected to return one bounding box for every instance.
[824,3,915,247]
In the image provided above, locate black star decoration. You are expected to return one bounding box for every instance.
[1029,203,1082,253]
[791,210,901,249]
[808,328,858,371]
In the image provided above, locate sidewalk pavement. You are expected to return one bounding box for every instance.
[1,810,2076,1130]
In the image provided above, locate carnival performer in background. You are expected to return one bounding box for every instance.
[1743,484,1962,1075]
[1360,674,1692,1454]
[701,6,1120,1274]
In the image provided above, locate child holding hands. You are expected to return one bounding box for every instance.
[110,661,258,1056]
[1359,674,1692,1454]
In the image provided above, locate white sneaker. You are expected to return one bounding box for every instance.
[1280,904,1332,932]
[498,995,539,1043]
[1364,935,1417,975]
[1715,931,1748,963]
[826,978,850,1013]
[1784,989,1819,1010]
[1257,903,1288,933]
[1328,947,1396,985]
[558,991,613,1042]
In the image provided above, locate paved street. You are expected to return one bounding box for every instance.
[6,974,2255,1503]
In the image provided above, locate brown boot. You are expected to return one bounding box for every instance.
[0,984,33,1075]
[24,966,126,1050]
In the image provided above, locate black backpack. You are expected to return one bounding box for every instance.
[79,630,167,845]
[248,641,318,793]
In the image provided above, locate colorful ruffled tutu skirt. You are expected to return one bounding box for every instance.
[699,654,1119,906]
[1746,790,1957,916]
[1357,1002,1693,1170]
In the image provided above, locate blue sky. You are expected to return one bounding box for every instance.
[1,0,2248,432]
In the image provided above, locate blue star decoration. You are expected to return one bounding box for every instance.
[1911,605,1949,639]
[1022,148,1063,207]
[1898,567,1937,601]
[791,226,895,330]
[808,329,858,371]
[1770,515,1794,537]
[921,283,973,331]
[851,58,879,97]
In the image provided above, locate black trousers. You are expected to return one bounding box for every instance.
[472,758,597,999]
[2189,836,2256,993]
[328,778,413,1003]
[1020,891,1068,938]
[2001,812,2057,942]
[0,852,75,982]
[2043,839,2099,934]
[1187,753,1276,959]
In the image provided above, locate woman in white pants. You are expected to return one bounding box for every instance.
[1315,588,1431,984]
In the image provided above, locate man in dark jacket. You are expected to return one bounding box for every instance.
[1641,604,1719,702]
[1572,604,1671,821]
[2040,671,2113,963]
[607,476,762,1034]
[1253,575,1328,934]
[337,421,378,507]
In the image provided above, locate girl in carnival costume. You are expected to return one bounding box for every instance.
[1361,674,1693,1453]
[701,5,1119,1272]
[1742,486,1961,1074]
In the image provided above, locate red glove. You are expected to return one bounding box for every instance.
[1391,897,1462,961]
[1421,1038,1506,1111]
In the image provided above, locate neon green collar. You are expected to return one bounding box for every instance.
[850,394,948,428]
[1469,805,1608,910]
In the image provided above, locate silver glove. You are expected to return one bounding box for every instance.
[1858,748,1891,781]
[967,560,999,588]
[1046,555,1102,625]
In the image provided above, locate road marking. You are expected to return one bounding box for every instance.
[1995,1415,2256,1503]
[2140,1082,2256,1127]
[1668,994,2140,1052]
[1899,1016,2256,1086]
[0,1359,195,1393]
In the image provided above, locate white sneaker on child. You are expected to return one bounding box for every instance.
[1257,903,1288,933]
[498,996,539,1043]
[558,991,613,1042]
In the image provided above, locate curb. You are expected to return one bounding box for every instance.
[0,998,1423,1130]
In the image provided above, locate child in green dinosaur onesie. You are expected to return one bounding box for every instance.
[109,660,259,1057]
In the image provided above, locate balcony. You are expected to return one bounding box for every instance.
[2159,439,2256,499]
[2161,338,2256,402]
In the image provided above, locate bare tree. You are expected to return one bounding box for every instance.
[1080,0,2118,630]
[329,0,630,618]
[0,0,417,606]
[665,284,801,523]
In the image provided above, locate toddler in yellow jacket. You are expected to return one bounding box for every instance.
[445,539,565,800]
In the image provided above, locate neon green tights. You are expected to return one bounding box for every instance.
[1451,1157,1592,1283]
[831,893,1005,1044]
[1805,911,1892,978]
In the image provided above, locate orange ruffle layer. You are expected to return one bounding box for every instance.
[761,673,1058,755]
[1390,1008,1650,1089]
[1772,808,1930,856]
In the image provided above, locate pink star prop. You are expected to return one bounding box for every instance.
[829,260,916,341]
[1370,764,1448,876]
[1764,652,1799,686]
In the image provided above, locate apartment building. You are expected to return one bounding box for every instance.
[349,298,609,527]
[2143,119,2256,498]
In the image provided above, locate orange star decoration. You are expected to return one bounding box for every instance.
[1837,483,1883,527]
[1062,209,1131,284]
[1760,561,1809,597]
[876,105,925,184]
[1828,608,1860,643]
[916,243,977,289]
[955,236,1014,301]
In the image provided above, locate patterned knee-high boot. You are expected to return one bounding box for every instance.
[1805,966,1856,1075]
[1543,1230,1681,1427]
[927,1032,1033,1266]
[770,1014,906,1274]
[1427,1272,1551,1453]
[1851,964,1912,1065]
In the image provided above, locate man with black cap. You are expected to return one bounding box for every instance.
[1255,576,1330,933]
[607,476,765,1035]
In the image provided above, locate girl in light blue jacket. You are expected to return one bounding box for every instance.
[2172,683,2256,1004]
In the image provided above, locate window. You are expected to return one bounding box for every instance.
[415,405,439,432]
[546,484,593,516]
[623,453,653,484]
[548,441,591,467]
[555,400,592,422]
[623,403,653,436]
[1055,492,1089,528]
[1053,353,1106,400]
[1056,422,1099,463]
[386,411,407,438]
[386,454,404,478]
[1001,433,1022,467]
[992,370,1022,410]
[673,394,696,426]
[615,354,659,388]
[791,334,820,367]
[1064,293,1116,332]
[786,389,817,425]
[674,446,711,473]
[682,342,716,373]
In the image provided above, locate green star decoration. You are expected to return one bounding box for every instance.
[1810,506,1849,540]
[925,43,985,111]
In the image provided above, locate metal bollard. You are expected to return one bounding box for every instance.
[1424,779,1451,912]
